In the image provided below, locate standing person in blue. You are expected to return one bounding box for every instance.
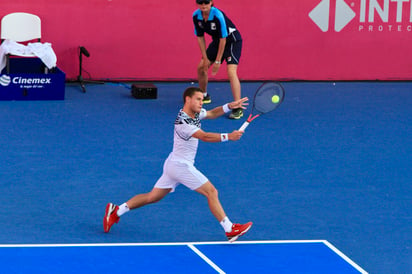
[193,0,244,119]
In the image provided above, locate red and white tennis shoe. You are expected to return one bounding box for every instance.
[226,222,253,242]
[103,203,120,233]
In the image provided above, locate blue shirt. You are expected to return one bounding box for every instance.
[193,7,242,42]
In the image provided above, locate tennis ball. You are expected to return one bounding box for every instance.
[272,95,280,103]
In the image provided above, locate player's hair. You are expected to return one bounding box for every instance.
[183,87,203,103]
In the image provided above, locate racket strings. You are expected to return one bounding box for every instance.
[253,84,284,113]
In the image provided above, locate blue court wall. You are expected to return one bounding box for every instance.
[1,0,412,81]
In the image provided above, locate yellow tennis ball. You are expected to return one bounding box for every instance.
[272,95,280,103]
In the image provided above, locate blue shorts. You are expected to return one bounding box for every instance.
[207,38,242,65]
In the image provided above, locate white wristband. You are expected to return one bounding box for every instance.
[220,133,229,142]
[222,103,231,113]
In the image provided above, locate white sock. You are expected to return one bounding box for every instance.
[117,203,130,217]
[203,92,208,97]
[220,216,233,233]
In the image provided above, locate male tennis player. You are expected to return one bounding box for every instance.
[193,0,243,119]
[104,87,252,242]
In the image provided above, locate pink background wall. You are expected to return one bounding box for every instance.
[2,0,412,81]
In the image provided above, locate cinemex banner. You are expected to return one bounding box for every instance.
[0,75,52,88]
[0,71,65,100]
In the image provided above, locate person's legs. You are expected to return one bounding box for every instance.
[227,64,241,101]
[126,187,171,210]
[227,64,244,119]
[103,188,170,233]
[195,181,253,242]
[197,59,209,93]
[195,181,226,222]
[104,163,175,233]
[199,40,220,103]
[225,39,243,119]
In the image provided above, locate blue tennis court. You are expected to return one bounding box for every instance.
[0,81,410,273]
[0,241,366,273]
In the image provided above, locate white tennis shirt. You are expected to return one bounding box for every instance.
[170,108,207,164]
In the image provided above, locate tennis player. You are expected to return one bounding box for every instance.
[104,87,252,242]
[193,0,243,119]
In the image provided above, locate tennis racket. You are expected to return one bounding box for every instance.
[239,82,285,131]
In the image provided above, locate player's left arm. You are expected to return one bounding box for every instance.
[205,97,249,119]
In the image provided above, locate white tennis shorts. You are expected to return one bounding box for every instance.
[154,155,209,192]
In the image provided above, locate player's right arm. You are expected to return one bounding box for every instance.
[192,129,243,142]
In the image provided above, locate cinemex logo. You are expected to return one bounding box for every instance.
[0,75,11,86]
[0,75,52,88]
[309,0,412,32]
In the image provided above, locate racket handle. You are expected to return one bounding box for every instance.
[239,121,250,131]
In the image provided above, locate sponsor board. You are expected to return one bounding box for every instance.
[0,74,53,89]
[309,0,412,32]
[0,70,65,100]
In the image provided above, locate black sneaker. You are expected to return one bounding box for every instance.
[229,108,243,119]
[203,94,211,104]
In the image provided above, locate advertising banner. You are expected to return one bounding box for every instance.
[1,1,410,81]
[0,69,65,100]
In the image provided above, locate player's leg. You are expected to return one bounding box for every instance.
[195,181,253,242]
[175,163,227,223]
[195,181,226,221]
[103,188,170,233]
[104,158,177,233]
[121,170,176,214]
[125,187,171,210]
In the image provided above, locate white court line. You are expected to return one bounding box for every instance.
[323,240,368,274]
[0,240,368,273]
[0,240,327,248]
[187,244,225,274]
